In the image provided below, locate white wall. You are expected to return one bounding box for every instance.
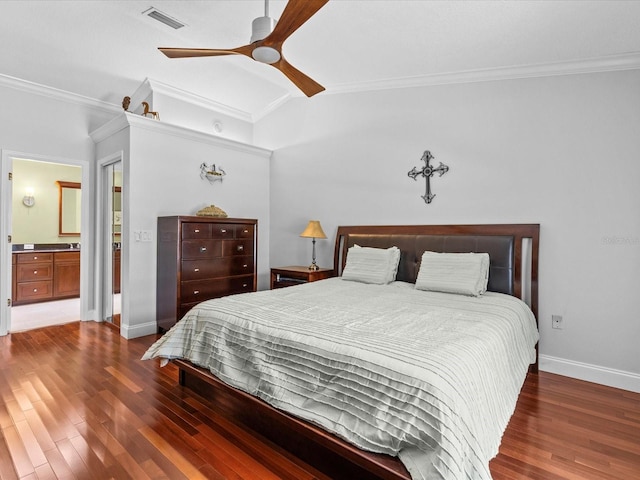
[93,114,271,339]
[256,70,640,391]
[12,160,81,244]
[0,80,115,330]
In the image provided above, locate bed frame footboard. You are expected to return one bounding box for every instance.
[175,359,411,480]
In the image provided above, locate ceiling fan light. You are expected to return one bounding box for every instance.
[250,16,276,43]
[252,46,281,64]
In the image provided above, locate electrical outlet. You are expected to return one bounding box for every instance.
[552,315,563,329]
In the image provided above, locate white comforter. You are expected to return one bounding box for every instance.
[143,278,539,480]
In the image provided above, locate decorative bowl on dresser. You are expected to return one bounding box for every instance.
[156,216,257,332]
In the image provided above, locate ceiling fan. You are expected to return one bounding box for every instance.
[158,0,329,97]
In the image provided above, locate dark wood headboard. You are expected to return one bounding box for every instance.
[333,224,539,321]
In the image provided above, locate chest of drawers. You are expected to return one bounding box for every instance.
[156,216,257,332]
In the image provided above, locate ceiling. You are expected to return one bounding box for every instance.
[2,0,640,118]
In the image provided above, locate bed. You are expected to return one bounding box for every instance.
[143,224,540,480]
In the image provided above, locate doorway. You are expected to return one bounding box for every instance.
[0,152,90,335]
[99,157,122,329]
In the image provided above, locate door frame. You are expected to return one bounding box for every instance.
[96,152,123,328]
[0,150,91,336]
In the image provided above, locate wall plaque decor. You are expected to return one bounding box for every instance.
[408,150,449,204]
[200,162,226,183]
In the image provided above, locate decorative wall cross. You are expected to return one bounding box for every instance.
[407,150,449,204]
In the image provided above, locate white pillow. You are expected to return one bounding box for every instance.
[342,245,401,284]
[415,251,490,296]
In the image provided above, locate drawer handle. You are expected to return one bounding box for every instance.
[194,229,200,233]
[34,256,38,260]
[34,270,38,274]
[237,245,244,251]
[200,247,207,252]
[242,284,248,288]
[194,268,200,272]
[243,229,249,233]
[221,229,227,233]
[243,264,248,268]
[33,288,38,293]
[193,290,200,295]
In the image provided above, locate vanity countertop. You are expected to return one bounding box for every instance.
[12,243,80,253]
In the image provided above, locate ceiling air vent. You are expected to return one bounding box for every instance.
[142,7,186,30]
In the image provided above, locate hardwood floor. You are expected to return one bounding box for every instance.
[1,322,639,480]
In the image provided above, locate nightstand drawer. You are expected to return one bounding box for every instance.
[270,266,334,289]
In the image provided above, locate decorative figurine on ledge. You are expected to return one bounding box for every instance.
[141,101,160,120]
[200,162,226,183]
[122,96,131,111]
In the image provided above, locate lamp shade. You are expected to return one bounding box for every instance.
[299,220,326,239]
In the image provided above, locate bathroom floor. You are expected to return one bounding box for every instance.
[10,295,121,332]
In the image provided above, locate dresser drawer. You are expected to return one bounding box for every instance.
[181,256,255,281]
[181,240,223,260]
[226,274,255,294]
[16,263,53,282]
[222,239,254,257]
[180,275,255,305]
[210,224,235,239]
[16,280,53,302]
[181,223,212,239]
[17,253,53,264]
[180,279,235,304]
[236,224,254,238]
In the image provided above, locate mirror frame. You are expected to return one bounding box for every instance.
[56,180,81,237]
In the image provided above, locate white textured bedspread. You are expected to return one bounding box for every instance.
[143,278,539,480]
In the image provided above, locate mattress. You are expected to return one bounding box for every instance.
[143,277,539,480]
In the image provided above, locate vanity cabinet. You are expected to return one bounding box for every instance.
[14,252,54,304]
[156,216,257,332]
[13,250,80,305]
[53,251,81,298]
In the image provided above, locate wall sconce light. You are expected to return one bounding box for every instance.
[23,188,35,207]
[299,220,327,270]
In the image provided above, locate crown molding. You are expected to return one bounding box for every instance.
[89,112,271,158]
[144,78,255,123]
[4,52,640,124]
[0,73,121,113]
[327,52,640,95]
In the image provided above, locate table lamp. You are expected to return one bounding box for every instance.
[299,220,326,270]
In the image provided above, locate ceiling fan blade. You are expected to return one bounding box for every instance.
[265,0,329,45]
[159,45,254,59]
[274,56,325,97]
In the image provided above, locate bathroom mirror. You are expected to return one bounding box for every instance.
[57,181,81,236]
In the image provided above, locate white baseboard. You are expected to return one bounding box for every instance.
[539,354,640,393]
[120,320,157,339]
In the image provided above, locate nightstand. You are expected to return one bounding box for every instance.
[270,266,334,289]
